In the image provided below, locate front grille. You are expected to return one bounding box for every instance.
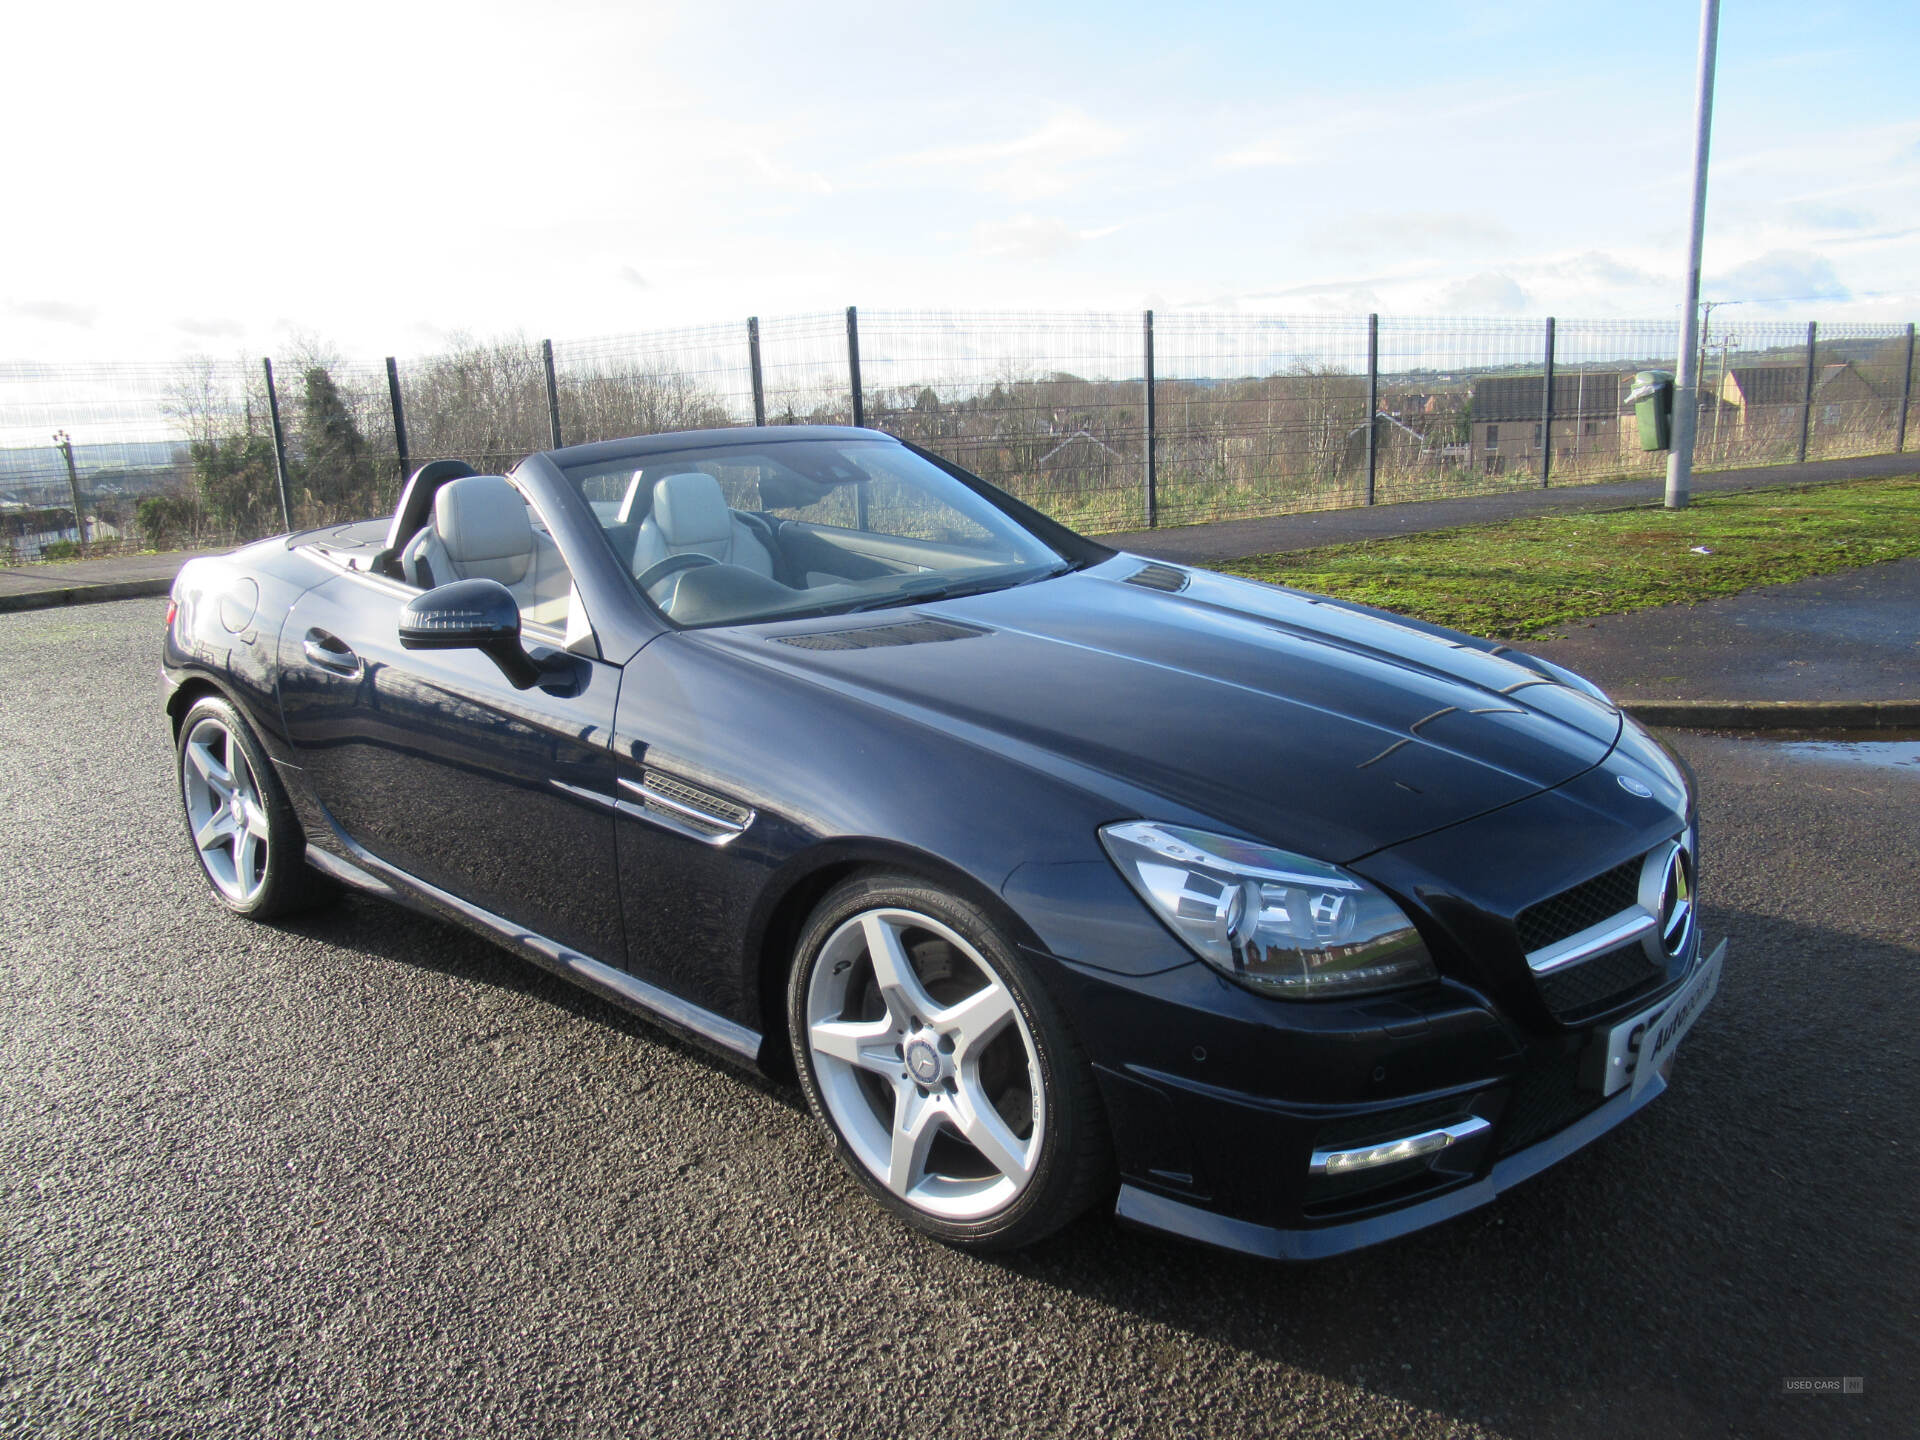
[1498,1054,1606,1156]
[1538,943,1662,1020]
[1516,856,1642,953]
[774,618,987,651]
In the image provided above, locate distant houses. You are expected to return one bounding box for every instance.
[1716,361,1883,439]
[1466,372,1634,475]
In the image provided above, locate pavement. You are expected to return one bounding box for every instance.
[3,450,1914,726]
[1523,557,1920,730]
[3,596,1917,1439]
[0,549,218,612]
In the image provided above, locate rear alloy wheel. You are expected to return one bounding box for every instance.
[790,874,1109,1250]
[176,695,334,920]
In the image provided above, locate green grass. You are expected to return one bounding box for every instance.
[1216,476,1920,640]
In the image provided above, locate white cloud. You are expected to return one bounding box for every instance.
[894,110,1129,200]
[1304,212,1515,259]
[1711,250,1851,307]
[971,215,1126,262]
[1440,272,1530,314]
[173,317,246,339]
[7,300,97,328]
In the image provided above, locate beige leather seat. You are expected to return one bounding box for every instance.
[629,472,775,581]
[402,475,572,629]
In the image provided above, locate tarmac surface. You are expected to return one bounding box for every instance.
[2,598,1916,1439]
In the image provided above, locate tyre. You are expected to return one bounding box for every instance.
[175,694,335,920]
[788,872,1111,1251]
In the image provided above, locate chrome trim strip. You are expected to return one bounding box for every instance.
[315,817,762,1062]
[1309,1116,1492,1176]
[550,776,752,847]
[1526,909,1657,975]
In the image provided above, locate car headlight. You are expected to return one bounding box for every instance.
[1099,821,1437,999]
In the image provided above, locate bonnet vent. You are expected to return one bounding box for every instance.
[774,618,990,651]
[1125,562,1189,593]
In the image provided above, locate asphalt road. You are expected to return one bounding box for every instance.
[3,599,1915,1439]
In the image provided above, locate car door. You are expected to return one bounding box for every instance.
[278,564,625,968]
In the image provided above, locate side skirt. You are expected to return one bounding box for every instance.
[303,843,765,1068]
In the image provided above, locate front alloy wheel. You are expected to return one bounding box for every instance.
[790,874,1109,1250]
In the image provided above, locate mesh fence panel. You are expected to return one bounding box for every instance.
[856,310,1148,532]
[0,357,252,558]
[395,337,551,479]
[1151,314,1369,526]
[553,321,756,443]
[5,309,1915,559]
[758,312,856,426]
[262,355,404,529]
[1807,322,1910,462]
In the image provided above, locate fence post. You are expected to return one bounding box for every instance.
[1365,313,1379,505]
[1897,322,1915,455]
[747,317,766,426]
[1539,316,1556,488]
[385,356,411,483]
[1143,309,1158,528]
[1797,321,1817,464]
[846,306,865,428]
[541,338,563,450]
[261,358,294,533]
[53,429,88,549]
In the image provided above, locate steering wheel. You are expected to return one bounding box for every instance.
[635,553,720,593]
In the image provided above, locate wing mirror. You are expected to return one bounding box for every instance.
[399,578,553,689]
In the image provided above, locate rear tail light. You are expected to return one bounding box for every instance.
[164,599,177,628]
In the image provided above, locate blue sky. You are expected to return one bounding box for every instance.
[4,0,1916,362]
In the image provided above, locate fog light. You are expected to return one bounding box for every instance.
[1309,1117,1490,1176]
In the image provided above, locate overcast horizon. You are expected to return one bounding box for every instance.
[5,0,1917,367]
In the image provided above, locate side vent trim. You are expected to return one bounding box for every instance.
[773,618,990,651]
[616,772,754,844]
[1125,562,1189,593]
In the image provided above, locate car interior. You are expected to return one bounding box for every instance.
[371,441,1061,635]
[399,474,574,631]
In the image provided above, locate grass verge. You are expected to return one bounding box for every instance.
[1216,476,1920,640]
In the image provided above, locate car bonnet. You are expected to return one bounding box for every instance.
[703,557,1622,864]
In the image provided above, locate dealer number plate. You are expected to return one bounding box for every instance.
[1586,939,1726,1099]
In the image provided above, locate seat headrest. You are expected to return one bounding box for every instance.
[435,475,532,565]
[651,472,733,547]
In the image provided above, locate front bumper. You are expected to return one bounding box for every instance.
[1114,1068,1668,1260]
[1053,931,1721,1261]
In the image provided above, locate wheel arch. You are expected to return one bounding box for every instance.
[165,673,231,738]
[747,837,1049,1078]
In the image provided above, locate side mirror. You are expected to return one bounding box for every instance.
[399,578,546,689]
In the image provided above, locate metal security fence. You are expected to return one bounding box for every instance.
[3,309,1915,561]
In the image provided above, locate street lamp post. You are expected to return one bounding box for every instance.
[53,429,88,550]
[1666,0,1722,510]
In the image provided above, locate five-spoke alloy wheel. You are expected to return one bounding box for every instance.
[181,712,273,906]
[174,695,333,920]
[790,874,1109,1250]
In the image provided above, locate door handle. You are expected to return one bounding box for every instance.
[302,629,362,676]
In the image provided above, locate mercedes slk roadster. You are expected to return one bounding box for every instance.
[163,426,1725,1258]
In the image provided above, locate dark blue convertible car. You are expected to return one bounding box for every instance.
[163,426,1724,1258]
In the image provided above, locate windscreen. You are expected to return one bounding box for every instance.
[561,438,1068,628]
